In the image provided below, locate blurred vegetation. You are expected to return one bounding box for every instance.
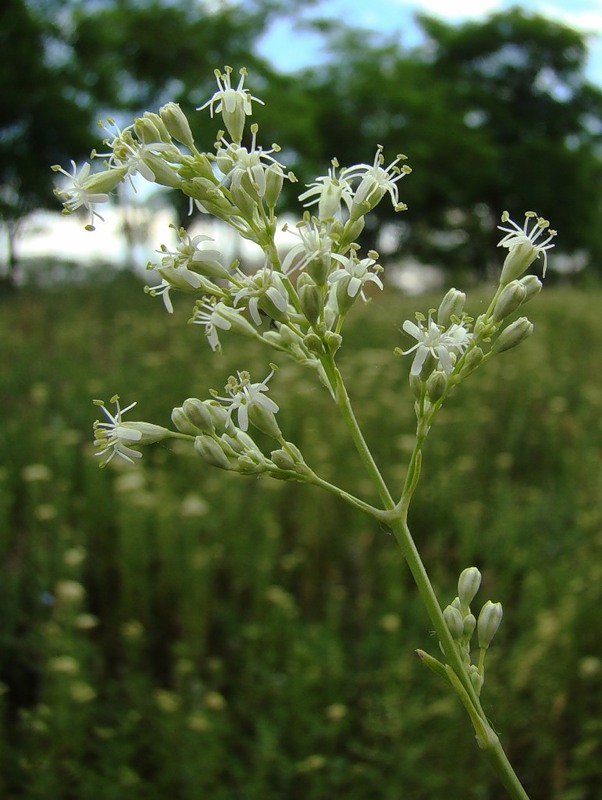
[2,1,602,283]
[1,273,602,798]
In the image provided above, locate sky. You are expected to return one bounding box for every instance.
[255,0,602,85]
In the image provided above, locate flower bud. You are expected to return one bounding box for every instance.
[463,613,476,640]
[458,567,482,609]
[159,102,195,148]
[493,317,534,354]
[458,346,483,378]
[270,448,296,471]
[134,113,170,144]
[437,288,466,327]
[519,274,543,302]
[264,165,284,209]
[443,604,465,641]
[118,421,171,445]
[478,601,503,649]
[324,331,342,354]
[298,280,324,325]
[469,664,484,695]
[247,402,282,440]
[492,280,526,323]
[182,398,215,433]
[194,435,232,470]
[340,216,365,246]
[230,181,258,219]
[83,166,129,194]
[426,370,447,403]
[143,154,182,188]
[182,179,235,217]
[204,401,233,433]
[500,242,538,285]
[171,406,201,435]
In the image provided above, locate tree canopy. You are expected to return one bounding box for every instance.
[2,1,601,279]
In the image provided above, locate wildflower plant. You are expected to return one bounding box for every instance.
[54,66,559,800]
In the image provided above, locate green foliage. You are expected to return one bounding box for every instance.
[290,9,602,274]
[1,275,602,798]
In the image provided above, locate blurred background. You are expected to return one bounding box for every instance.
[2,1,602,798]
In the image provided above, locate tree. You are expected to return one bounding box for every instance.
[293,9,602,277]
[0,0,312,283]
[419,7,602,274]
[0,0,95,284]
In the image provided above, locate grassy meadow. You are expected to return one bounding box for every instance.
[1,269,602,799]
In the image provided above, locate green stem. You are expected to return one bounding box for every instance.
[385,514,530,800]
[324,353,395,510]
[325,362,531,800]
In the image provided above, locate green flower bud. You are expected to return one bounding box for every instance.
[179,153,215,182]
[171,406,201,435]
[458,567,482,609]
[500,242,538,285]
[83,166,129,193]
[463,613,476,640]
[298,280,324,325]
[493,317,534,354]
[437,288,466,327]
[426,370,447,403]
[443,604,465,642]
[469,664,484,695]
[270,448,296,471]
[478,601,503,649]
[159,102,195,148]
[182,179,235,217]
[204,401,233,433]
[340,216,365,246]
[335,276,357,315]
[230,181,257,219]
[143,154,182,188]
[324,331,342,354]
[264,165,284,209]
[182,398,215,433]
[194,435,232,470]
[519,274,543,302]
[303,332,323,353]
[247,402,282,440]
[134,113,170,144]
[458,346,484,378]
[492,280,527,322]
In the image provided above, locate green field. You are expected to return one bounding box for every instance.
[1,272,602,799]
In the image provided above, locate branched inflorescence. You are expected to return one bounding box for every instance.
[54,66,556,800]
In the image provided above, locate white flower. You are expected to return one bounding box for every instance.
[214,370,279,432]
[299,159,354,220]
[328,253,384,299]
[93,396,170,467]
[215,127,285,199]
[191,297,250,352]
[232,267,289,325]
[497,211,557,277]
[341,146,411,214]
[281,220,345,280]
[402,316,472,375]
[198,66,264,142]
[95,119,173,186]
[52,161,109,230]
[159,227,228,279]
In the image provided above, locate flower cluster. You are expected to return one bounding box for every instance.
[398,211,554,426]
[63,67,555,473]
[439,567,503,696]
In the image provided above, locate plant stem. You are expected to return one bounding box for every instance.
[324,354,395,510]
[328,360,531,800]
